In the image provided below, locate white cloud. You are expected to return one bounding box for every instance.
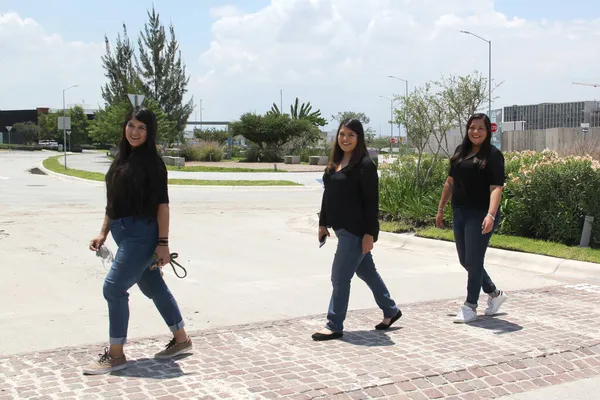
[193,0,600,131]
[0,12,104,110]
[1,2,599,134]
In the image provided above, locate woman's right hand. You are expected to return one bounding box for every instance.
[89,234,107,251]
[318,226,330,242]
[435,210,445,229]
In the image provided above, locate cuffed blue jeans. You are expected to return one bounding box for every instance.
[452,208,500,309]
[326,229,399,333]
[103,217,184,345]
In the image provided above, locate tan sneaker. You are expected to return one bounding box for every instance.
[154,337,193,359]
[82,348,127,375]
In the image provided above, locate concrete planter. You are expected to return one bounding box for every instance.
[309,155,328,165]
[284,155,301,164]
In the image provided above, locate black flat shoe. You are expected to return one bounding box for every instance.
[311,331,343,341]
[375,309,403,330]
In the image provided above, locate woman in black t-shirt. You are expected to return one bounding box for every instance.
[436,113,508,324]
[312,119,402,341]
[83,107,191,375]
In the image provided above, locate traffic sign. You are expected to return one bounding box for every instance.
[491,123,498,133]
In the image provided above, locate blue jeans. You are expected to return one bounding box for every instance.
[103,217,184,345]
[452,208,500,308]
[326,229,399,332]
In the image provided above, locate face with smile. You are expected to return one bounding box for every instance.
[467,118,488,148]
[125,118,148,148]
[338,125,358,154]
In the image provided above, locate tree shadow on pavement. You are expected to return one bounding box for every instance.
[341,327,401,347]
[113,353,194,379]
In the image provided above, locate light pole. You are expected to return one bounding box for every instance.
[460,30,492,117]
[379,95,397,154]
[62,84,78,169]
[387,76,409,152]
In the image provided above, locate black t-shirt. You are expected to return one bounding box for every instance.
[106,157,169,220]
[319,155,379,241]
[449,145,505,212]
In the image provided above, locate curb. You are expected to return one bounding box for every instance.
[38,156,321,190]
[38,159,104,187]
[304,215,600,279]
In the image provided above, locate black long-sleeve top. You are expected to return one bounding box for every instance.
[318,155,379,242]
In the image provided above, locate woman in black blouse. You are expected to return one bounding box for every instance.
[312,119,402,341]
[84,107,191,374]
[436,113,508,324]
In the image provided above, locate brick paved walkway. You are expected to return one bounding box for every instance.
[2,284,600,400]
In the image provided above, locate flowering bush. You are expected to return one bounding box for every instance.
[379,149,600,247]
[500,150,600,247]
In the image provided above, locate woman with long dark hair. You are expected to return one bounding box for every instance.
[436,113,507,324]
[84,107,191,374]
[312,118,402,341]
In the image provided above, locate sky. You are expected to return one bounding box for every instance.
[1,0,599,134]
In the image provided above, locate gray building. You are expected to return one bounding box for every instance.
[503,101,600,130]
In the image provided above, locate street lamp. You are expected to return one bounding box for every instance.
[379,95,397,154]
[387,76,409,152]
[460,30,492,117]
[62,84,78,169]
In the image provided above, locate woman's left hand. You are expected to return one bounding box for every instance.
[481,215,495,235]
[154,245,171,267]
[362,234,374,254]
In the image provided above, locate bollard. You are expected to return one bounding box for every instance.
[274,162,277,172]
[579,215,594,248]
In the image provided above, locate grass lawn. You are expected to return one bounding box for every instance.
[166,165,282,173]
[416,227,600,264]
[42,155,301,186]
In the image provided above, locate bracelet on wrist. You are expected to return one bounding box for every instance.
[486,213,495,220]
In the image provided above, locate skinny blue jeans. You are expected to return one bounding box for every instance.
[326,229,399,332]
[452,208,500,308]
[103,217,184,345]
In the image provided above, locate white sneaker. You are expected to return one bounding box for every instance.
[453,305,477,323]
[485,291,507,316]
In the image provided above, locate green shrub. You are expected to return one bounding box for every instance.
[290,144,332,163]
[244,144,283,162]
[501,153,600,247]
[379,154,448,226]
[199,142,224,162]
[180,141,224,162]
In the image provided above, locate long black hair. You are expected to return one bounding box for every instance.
[326,118,370,173]
[105,107,164,217]
[450,113,493,167]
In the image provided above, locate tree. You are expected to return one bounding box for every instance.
[12,121,40,144]
[194,127,229,144]
[68,106,90,145]
[230,113,312,162]
[101,24,142,105]
[137,6,193,137]
[394,84,437,187]
[331,111,370,125]
[38,112,59,142]
[435,71,501,139]
[88,99,177,146]
[267,97,327,127]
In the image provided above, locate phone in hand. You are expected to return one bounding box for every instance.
[319,234,327,248]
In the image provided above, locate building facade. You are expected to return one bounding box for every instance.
[503,101,600,130]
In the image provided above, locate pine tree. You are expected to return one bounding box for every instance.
[137,6,194,139]
[100,24,141,105]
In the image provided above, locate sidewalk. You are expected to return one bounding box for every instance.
[2,284,600,399]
